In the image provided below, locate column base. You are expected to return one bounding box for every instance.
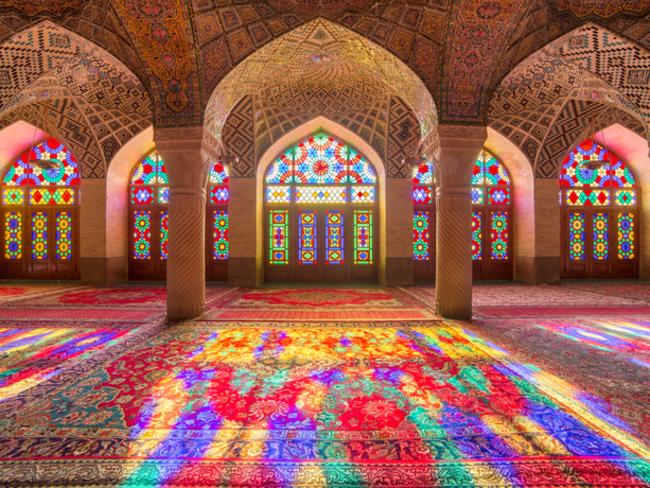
[80,257,127,285]
[383,257,414,286]
[228,258,259,287]
[515,257,561,284]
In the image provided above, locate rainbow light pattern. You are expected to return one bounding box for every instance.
[0,326,130,400]
[44,323,650,486]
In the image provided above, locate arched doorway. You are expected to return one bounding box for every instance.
[412,149,513,281]
[263,131,378,282]
[128,150,230,281]
[0,137,80,279]
[560,138,638,279]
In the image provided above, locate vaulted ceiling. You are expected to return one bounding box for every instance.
[0,0,648,178]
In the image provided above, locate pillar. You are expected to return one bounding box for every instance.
[384,177,414,285]
[155,127,208,320]
[435,125,487,320]
[228,177,260,286]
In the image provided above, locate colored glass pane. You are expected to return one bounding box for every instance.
[130,186,154,205]
[266,186,291,204]
[31,211,48,260]
[210,186,229,204]
[265,155,294,184]
[565,189,610,206]
[158,186,169,205]
[298,211,317,265]
[617,213,635,260]
[209,162,229,185]
[472,211,482,261]
[412,186,432,205]
[55,211,72,261]
[569,212,586,261]
[560,139,635,188]
[488,187,511,205]
[160,211,168,260]
[413,211,430,261]
[353,210,373,265]
[471,187,484,205]
[412,162,435,186]
[130,152,167,185]
[350,186,375,203]
[133,210,151,260]
[592,213,608,261]
[325,211,344,265]
[483,153,510,185]
[212,210,229,260]
[490,211,508,260]
[295,186,347,204]
[3,137,80,187]
[615,190,636,206]
[4,211,21,259]
[269,210,289,265]
[28,188,75,205]
[2,188,24,205]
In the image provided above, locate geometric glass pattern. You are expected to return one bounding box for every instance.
[210,186,229,204]
[133,210,152,260]
[298,211,317,265]
[55,211,72,261]
[471,187,485,205]
[592,212,608,261]
[353,210,372,265]
[266,186,291,204]
[472,211,482,261]
[212,210,229,261]
[30,211,48,260]
[1,136,79,276]
[295,187,347,204]
[569,212,586,261]
[269,210,289,265]
[413,210,430,261]
[488,187,511,205]
[561,139,638,272]
[4,211,21,259]
[490,211,508,260]
[3,138,80,187]
[617,213,634,260]
[350,186,375,203]
[412,186,432,205]
[160,211,168,261]
[325,211,344,265]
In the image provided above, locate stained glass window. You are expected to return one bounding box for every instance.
[1,137,79,275]
[472,150,511,265]
[207,162,230,264]
[326,211,344,265]
[560,139,638,274]
[269,210,289,265]
[133,210,152,260]
[160,211,168,260]
[413,211,430,261]
[412,162,436,264]
[264,132,377,271]
[212,210,229,261]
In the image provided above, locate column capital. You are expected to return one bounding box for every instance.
[437,124,487,150]
[154,126,204,152]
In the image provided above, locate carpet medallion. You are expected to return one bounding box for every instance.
[0,321,647,486]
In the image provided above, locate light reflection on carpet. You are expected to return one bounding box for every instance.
[0,322,647,486]
[0,326,132,400]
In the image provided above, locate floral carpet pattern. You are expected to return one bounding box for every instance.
[0,284,648,486]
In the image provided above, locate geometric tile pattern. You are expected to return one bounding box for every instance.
[387,96,420,178]
[222,95,255,178]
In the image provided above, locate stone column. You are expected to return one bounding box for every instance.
[384,177,414,285]
[228,177,260,286]
[155,127,208,320]
[435,125,487,320]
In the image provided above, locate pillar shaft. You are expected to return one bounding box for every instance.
[434,125,487,320]
[228,177,260,286]
[155,127,208,320]
[384,177,414,285]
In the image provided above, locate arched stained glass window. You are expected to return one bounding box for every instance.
[0,137,80,279]
[264,131,378,281]
[560,139,638,279]
[128,151,168,280]
[411,150,514,281]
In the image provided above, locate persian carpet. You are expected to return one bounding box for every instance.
[561,281,650,304]
[205,287,436,321]
[463,317,650,446]
[0,307,161,322]
[0,320,647,486]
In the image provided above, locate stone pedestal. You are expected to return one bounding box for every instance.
[434,125,487,320]
[155,127,208,320]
